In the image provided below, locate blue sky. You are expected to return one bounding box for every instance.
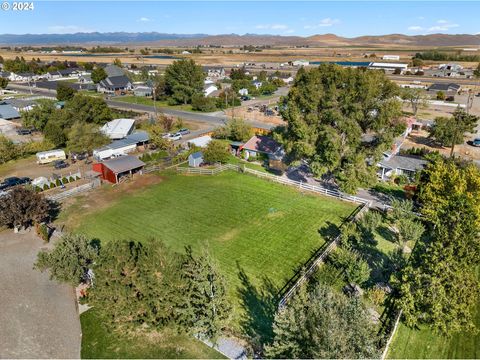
[0,1,479,37]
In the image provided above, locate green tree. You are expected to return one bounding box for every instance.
[0,76,9,89]
[436,90,446,100]
[279,64,402,193]
[91,67,108,84]
[113,58,122,67]
[412,58,424,67]
[35,233,99,286]
[429,108,479,157]
[191,94,217,112]
[474,62,480,79]
[396,158,480,334]
[88,239,183,329]
[265,284,380,359]
[65,94,112,124]
[203,140,230,164]
[0,135,17,164]
[21,100,56,131]
[396,217,424,251]
[66,121,110,154]
[56,82,77,101]
[0,187,50,229]
[164,59,205,105]
[43,120,67,147]
[401,87,428,116]
[179,247,230,340]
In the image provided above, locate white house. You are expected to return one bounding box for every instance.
[238,88,248,96]
[100,118,135,139]
[292,60,309,67]
[204,84,218,97]
[187,135,212,148]
[382,55,400,61]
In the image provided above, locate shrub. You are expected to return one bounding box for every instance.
[331,247,371,286]
[203,140,230,164]
[62,177,69,184]
[69,176,75,182]
[36,223,50,242]
[366,286,386,307]
[191,94,217,112]
[43,183,50,191]
[55,178,62,186]
[49,183,56,189]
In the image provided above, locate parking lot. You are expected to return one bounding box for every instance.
[0,230,81,358]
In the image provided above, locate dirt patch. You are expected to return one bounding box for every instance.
[217,228,240,242]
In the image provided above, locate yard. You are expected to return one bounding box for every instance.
[81,309,225,359]
[113,96,196,112]
[76,171,357,332]
[388,267,480,359]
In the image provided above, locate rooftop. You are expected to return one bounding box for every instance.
[379,154,427,172]
[100,118,135,139]
[0,102,21,120]
[242,135,283,155]
[102,155,145,173]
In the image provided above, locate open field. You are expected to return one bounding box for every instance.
[81,309,225,359]
[388,267,480,359]
[76,171,356,329]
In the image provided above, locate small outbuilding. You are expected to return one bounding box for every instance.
[188,152,204,167]
[187,135,212,148]
[92,155,145,183]
[0,101,21,120]
[100,118,135,139]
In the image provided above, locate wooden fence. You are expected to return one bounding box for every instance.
[278,203,370,308]
[46,179,100,202]
[176,163,371,207]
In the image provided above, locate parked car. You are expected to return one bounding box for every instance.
[0,176,31,190]
[53,160,69,169]
[178,128,190,135]
[472,138,480,147]
[168,133,182,141]
[162,133,171,139]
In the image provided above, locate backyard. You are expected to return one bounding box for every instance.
[76,171,357,331]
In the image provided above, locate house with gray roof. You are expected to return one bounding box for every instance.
[378,154,427,181]
[97,75,132,95]
[0,101,21,120]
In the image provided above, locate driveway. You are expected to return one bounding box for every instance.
[0,230,81,358]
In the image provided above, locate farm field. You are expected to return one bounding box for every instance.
[81,309,225,359]
[77,171,357,327]
[388,267,480,359]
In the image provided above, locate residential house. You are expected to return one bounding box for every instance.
[78,74,93,84]
[204,84,218,97]
[0,101,21,119]
[9,72,39,82]
[428,82,461,94]
[382,55,400,61]
[133,85,153,97]
[203,67,226,81]
[292,60,309,67]
[378,155,427,181]
[97,75,133,95]
[104,64,125,77]
[5,98,37,112]
[241,135,285,161]
[368,62,408,72]
[100,118,135,139]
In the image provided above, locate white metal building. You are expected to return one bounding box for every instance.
[100,118,135,140]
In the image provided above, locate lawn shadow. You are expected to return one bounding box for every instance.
[356,241,394,286]
[237,265,277,352]
[377,225,397,244]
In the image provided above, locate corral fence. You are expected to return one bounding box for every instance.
[46,179,100,202]
[177,163,371,206]
[277,203,370,308]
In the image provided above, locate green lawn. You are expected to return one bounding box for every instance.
[81,309,225,359]
[78,171,356,329]
[113,96,195,111]
[388,268,480,359]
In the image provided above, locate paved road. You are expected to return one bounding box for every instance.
[0,230,81,358]
[7,83,274,130]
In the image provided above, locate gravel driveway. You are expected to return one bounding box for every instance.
[0,230,81,358]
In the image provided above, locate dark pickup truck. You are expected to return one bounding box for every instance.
[0,176,31,190]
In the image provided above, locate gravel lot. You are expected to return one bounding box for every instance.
[0,230,81,358]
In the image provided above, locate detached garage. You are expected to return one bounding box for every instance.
[92,155,145,183]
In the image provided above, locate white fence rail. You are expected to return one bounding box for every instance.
[176,163,371,206]
[46,180,99,202]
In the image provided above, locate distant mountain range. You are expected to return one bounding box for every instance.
[0,32,479,47]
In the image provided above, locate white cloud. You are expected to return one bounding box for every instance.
[408,26,424,31]
[427,20,459,32]
[138,17,151,22]
[47,25,94,33]
[304,18,340,29]
[284,29,295,34]
[255,24,289,30]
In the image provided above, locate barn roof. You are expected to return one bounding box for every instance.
[0,102,21,119]
[102,155,145,173]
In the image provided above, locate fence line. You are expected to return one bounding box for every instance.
[176,163,371,207]
[381,309,403,360]
[278,203,370,308]
[46,180,100,202]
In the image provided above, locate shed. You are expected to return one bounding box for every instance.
[427,83,461,93]
[188,152,203,167]
[101,118,135,139]
[93,131,149,160]
[92,155,145,183]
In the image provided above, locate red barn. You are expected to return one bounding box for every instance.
[92,155,145,184]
